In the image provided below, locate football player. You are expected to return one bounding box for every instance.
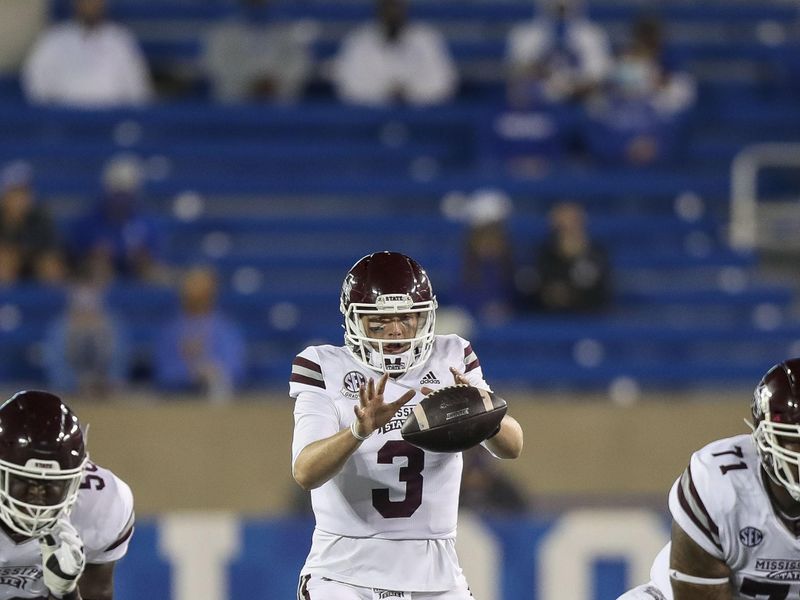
[619,358,800,600]
[291,251,524,599]
[0,390,133,600]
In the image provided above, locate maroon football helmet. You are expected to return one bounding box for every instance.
[750,359,800,501]
[0,391,87,536]
[340,251,437,373]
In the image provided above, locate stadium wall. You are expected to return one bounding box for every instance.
[118,510,671,600]
[70,393,750,515]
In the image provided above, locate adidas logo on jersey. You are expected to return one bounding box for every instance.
[419,371,440,385]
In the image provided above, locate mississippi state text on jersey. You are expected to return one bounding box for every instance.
[656,434,800,598]
[290,334,486,592]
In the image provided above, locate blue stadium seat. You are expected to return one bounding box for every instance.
[1,0,798,391]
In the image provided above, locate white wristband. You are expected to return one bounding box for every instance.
[350,420,372,442]
[669,569,729,586]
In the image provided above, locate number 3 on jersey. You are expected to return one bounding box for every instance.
[372,441,425,518]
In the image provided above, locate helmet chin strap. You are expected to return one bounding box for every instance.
[763,462,800,505]
[365,345,416,374]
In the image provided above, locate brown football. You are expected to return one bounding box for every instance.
[401,384,507,453]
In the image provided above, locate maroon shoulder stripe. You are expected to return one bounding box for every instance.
[297,574,311,600]
[676,466,722,551]
[291,356,326,389]
[686,466,719,537]
[293,356,322,374]
[463,344,480,373]
[104,511,135,552]
[290,374,326,389]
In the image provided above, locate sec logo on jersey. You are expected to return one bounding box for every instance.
[739,527,763,547]
[341,371,367,399]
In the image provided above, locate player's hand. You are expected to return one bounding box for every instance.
[449,367,470,386]
[354,373,415,438]
[421,367,470,396]
[39,518,85,598]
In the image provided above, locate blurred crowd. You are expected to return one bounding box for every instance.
[0,155,246,402]
[1,0,696,170]
[0,0,698,399]
[0,0,753,518]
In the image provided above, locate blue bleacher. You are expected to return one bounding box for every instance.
[2,0,799,392]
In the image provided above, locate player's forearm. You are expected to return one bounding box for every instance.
[293,428,362,490]
[484,415,523,459]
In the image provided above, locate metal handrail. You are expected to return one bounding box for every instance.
[730,142,800,250]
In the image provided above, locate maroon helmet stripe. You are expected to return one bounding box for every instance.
[676,466,722,551]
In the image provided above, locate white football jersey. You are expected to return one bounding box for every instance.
[648,433,800,599]
[0,461,134,599]
[290,334,489,591]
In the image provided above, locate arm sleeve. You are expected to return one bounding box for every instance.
[668,455,725,560]
[83,473,135,564]
[291,389,340,467]
[461,339,491,391]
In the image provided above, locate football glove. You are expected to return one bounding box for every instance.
[39,518,85,598]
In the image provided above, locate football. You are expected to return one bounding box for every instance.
[401,384,507,453]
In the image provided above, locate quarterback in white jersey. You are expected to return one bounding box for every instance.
[0,391,134,600]
[291,252,524,600]
[619,359,800,600]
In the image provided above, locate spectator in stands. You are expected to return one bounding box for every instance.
[460,446,529,515]
[21,0,153,107]
[506,0,612,110]
[203,0,313,104]
[69,154,165,285]
[0,160,66,285]
[332,0,458,106]
[447,189,518,325]
[42,282,130,398]
[583,16,697,166]
[527,201,611,313]
[154,266,246,403]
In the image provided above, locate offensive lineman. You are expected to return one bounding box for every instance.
[619,358,800,600]
[0,390,133,600]
[290,251,524,599]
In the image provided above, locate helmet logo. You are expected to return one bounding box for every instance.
[756,383,772,415]
[376,294,413,311]
[384,357,406,372]
[340,275,355,315]
[24,459,59,471]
